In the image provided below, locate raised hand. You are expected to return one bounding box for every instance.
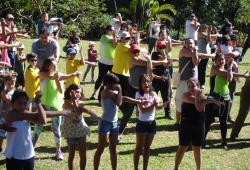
[63,110,75,118]
[90,112,99,121]
[54,71,60,80]
[35,91,43,99]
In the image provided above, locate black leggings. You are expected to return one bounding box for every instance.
[204,99,230,141]
[94,62,113,90]
[152,74,171,116]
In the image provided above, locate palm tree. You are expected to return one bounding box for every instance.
[145,0,176,27]
[117,0,140,23]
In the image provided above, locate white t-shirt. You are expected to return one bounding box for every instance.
[185,20,198,40]
[135,92,157,121]
[110,18,120,36]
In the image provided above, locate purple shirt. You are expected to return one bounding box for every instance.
[88,49,97,62]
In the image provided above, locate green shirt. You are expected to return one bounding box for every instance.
[214,75,229,95]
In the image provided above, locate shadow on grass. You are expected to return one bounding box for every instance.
[83,102,101,107]
[118,145,178,156]
[0,159,5,166]
[209,122,250,131]
[35,146,68,154]
[203,138,250,149]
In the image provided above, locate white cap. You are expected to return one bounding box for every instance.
[121,31,131,38]
[17,44,25,49]
[89,41,95,46]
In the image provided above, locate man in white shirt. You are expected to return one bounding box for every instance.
[185,13,200,45]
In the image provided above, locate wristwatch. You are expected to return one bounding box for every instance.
[34,99,41,104]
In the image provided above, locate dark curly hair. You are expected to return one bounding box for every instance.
[64,83,83,100]
[138,74,154,96]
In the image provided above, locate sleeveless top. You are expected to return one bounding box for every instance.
[129,66,146,88]
[214,75,229,95]
[101,98,118,122]
[198,36,210,53]
[181,102,205,124]
[40,80,63,111]
[61,108,90,138]
[4,120,35,159]
[179,57,198,80]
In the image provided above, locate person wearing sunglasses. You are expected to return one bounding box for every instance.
[151,41,176,120]
[185,13,200,45]
[24,53,40,112]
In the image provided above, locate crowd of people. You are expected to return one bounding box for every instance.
[0,11,250,170]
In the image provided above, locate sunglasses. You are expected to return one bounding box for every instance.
[190,16,195,17]
[158,46,166,49]
[132,50,140,54]
[30,59,37,62]
[90,45,94,47]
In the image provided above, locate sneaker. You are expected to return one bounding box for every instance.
[90,94,97,100]
[117,136,122,144]
[201,85,205,89]
[80,79,85,84]
[55,150,63,160]
[165,113,174,120]
[91,79,95,83]
[173,122,180,131]
[221,141,228,149]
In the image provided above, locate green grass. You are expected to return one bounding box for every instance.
[0,38,250,170]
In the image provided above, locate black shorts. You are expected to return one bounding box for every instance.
[179,121,205,146]
[15,74,24,87]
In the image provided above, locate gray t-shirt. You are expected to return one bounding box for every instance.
[32,38,59,68]
[179,56,198,81]
[197,36,210,54]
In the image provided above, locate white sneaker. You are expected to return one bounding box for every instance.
[201,85,205,89]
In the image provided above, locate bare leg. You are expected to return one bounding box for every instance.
[94,133,108,170]
[176,111,181,123]
[134,134,146,170]
[78,140,87,170]
[67,143,76,170]
[109,133,118,170]
[192,145,202,170]
[174,145,188,169]
[143,134,154,170]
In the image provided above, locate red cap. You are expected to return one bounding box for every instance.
[157,41,166,47]
[130,44,140,53]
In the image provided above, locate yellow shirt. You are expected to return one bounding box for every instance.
[66,59,81,88]
[112,42,131,77]
[25,65,40,98]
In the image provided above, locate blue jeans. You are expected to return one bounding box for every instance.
[98,119,118,134]
[6,156,34,170]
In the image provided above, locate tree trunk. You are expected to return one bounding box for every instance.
[114,0,117,12]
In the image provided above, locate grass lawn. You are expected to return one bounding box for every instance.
[0,38,250,170]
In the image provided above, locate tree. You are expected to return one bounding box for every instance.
[117,0,139,22]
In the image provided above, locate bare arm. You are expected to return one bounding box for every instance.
[79,47,85,65]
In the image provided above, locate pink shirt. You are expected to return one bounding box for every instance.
[88,49,97,62]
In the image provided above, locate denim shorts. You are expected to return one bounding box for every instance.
[66,136,86,144]
[98,119,119,135]
[136,119,156,135]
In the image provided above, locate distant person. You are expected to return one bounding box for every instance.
[32,27,60,68]
[82,42,98,84]
[14,44,26,90]
[110,13,131,37]
[239,23,250,62]
[37,12,64,39]
[148,18,161,53]
[185,13,200,45]
[63,30,80,54]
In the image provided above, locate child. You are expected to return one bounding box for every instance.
[93,73,122,170]
[94,73,146,170]
[216,35,239,82]
[66,47,96,88]
[62,83,99,170]
[134,74,170,170]
[32,58,81,160]
[25,53,40,112]
[14,44,26,90]
[63,30,80,53]
[0,75,16,152]
[82,42,98,84]
[4,90,73,170]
